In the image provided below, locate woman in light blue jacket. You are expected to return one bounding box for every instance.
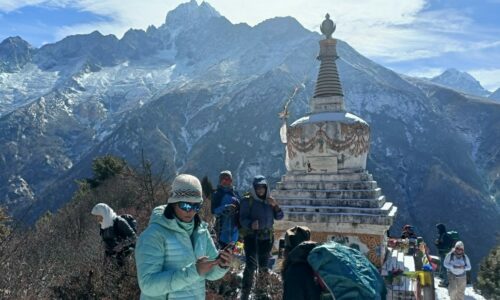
[135,174,232,300]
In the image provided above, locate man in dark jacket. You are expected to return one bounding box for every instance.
[211,170,240,249]
[435,223,452,286]
[282,226,322,300]
[239,175,284,300]
[91,203,136,266]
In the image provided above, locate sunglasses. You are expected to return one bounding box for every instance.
[177,201,202,213]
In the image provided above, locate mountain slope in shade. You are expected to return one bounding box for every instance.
[0,1,498,278]
[489,87,500,101]
[431,68,490,97]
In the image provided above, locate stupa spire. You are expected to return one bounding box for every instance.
[313,13,344,102]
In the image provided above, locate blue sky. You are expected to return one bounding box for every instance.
[1,0,499,91]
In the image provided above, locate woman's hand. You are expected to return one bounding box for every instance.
[196,256,217,275]
[217,249,234,268]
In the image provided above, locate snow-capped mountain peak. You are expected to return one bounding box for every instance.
[431,68,490,97]
[0,36,34,72]
[164,0,221,29]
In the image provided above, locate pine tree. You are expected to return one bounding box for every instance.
[88,155,127,187]
[475,243,500,299]
[0,206,10,239]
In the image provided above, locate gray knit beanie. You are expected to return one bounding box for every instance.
[169,174,203,203]
[219,170,232,180]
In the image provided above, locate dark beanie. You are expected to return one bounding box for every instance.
[285,226,311,250]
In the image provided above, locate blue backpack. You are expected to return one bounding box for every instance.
[307,241,386,300]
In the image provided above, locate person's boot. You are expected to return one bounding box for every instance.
[240,288,250,300]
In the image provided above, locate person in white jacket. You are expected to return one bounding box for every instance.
[443,241,471,300]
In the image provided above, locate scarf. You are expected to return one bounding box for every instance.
[176,217,195,236]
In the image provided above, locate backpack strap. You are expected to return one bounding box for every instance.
[314,270,327,291]
[313,271,335,299]
[242,193,254,208]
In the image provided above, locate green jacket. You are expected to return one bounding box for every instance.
[135,205,228,300]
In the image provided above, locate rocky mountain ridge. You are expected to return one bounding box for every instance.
[0,0,498,276]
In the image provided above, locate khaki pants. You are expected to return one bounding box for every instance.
[448,272,466,300]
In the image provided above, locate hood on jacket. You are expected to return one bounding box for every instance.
[453,241,464,251]
[436,223,447,234]
[250,175,270,201]
[91,203,117,229]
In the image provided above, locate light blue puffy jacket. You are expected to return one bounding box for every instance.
[135,205,228,299]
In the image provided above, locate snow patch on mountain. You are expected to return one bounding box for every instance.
[6,175,35,206]
[0,64,59,115]
[73,60,176,115]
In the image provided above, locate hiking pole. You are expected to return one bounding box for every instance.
[252,229,259,299]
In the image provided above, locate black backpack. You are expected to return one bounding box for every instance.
[119,214,138,233]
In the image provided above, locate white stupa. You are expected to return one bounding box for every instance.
[273,14,397,267]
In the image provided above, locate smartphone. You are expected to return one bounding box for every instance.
[216,242,235,259]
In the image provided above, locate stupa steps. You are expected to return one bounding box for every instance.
[275,195,386,208]
[276,180,378,190]
[273,188,381,200]
[284,208,396,226]
[281,201,393,215]
[282,172,373,182]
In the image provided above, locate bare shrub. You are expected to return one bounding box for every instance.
[0,157,284,299]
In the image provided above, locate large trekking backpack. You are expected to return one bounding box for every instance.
[446,230,460,249]
[212,189,241,242]
[119,214,138,233]
[307,241,386,300]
